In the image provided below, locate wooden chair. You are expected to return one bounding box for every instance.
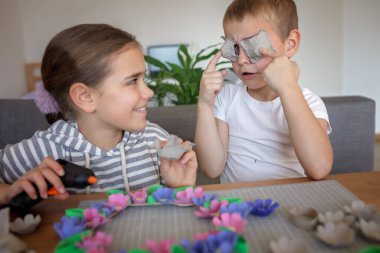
[25,62,42,92]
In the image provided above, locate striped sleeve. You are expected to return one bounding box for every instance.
[0,134,63,184]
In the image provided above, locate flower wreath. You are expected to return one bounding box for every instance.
[53,184,280,253]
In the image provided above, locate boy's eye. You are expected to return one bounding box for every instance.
[234,43,239,56]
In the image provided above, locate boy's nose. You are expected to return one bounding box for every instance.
[237,47,250,65]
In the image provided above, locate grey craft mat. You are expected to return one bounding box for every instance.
[79,180,380,252]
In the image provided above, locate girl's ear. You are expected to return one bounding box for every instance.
[285,29,300,58]
[69,83,96,113]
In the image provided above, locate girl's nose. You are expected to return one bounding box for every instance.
[141,82,154,99]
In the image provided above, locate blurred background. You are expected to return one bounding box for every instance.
[0,0,379,132]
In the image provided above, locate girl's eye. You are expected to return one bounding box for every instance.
[128,78,138,85]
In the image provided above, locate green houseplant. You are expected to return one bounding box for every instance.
[144,44,226,106]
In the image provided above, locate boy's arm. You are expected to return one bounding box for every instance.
[195,105,229,178]
[281,87,333,179]
[261,49,333,180]
[195,52,229,178]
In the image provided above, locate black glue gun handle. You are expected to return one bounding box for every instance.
[9,159,95,212]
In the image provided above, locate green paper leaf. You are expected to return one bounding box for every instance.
[147,184,162,195]
[147,195,157,204]
[234,235,249,253]
[128,249,150,253]
[65,208,84,218]
[173,186,193,194]
[219,197,242,204]
[171,244,187,253]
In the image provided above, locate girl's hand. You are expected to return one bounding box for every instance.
[160,140,198,188]
[4,157,69,204]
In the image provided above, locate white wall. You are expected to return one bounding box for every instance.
[0,0,379,130]
[295,0,342,96]
[342,0,380,131]
[0,0,26,98]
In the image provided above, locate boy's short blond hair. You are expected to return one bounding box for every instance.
[223,0,298,42]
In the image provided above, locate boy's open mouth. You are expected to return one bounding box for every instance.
[242,72,257,79]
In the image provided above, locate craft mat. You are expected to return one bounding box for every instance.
[79,180,380,252]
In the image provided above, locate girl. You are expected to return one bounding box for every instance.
[0,24,197,204]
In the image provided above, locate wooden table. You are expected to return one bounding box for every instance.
[19,171,380,252]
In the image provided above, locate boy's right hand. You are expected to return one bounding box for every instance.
[198,51,228,108]
[4,157,68,204]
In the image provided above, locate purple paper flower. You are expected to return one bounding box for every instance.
[213,213,246,233]
[220,202,253,218]
[129,188,148,204]
[247,198,279,217]
[108,193,130,211]
[194,230,219,240]
[142,239,174,253]
[192,192,218,207]
[90,202,115,217]
[53,215,86,240]
[195,199,228,218]
[77,231,112,253]
[182,230,238,253]
[176,187,195,204]
[84,208,107,229]
[152,187,175,204]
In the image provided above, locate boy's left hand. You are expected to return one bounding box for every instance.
[260,48,300,94]
[159,140,197,188]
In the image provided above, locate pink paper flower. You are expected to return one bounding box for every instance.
[77,231,112,253]
[142,239,174,253]
[176,187,195,204]
[212,213,246,233]
[84,208,107,229]
[129,188,148,204]
[193,187,205,198]
[195,199,228,218]
[108,193,130,210]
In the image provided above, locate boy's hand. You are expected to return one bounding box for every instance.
[260,48,300,95]
[198,51,228,108]
[4,157,68,204]
[160,140,197,188]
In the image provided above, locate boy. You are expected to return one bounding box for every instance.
[195,0,333,183]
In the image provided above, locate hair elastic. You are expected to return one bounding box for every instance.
[34,82,60,114]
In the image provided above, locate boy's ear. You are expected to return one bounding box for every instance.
[285,29,300,58]
[69,83,96,113]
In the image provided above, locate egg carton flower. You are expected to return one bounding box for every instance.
[152,187,175,204]
[53,216,86,240]
[84,208,108,229]
[129,188,148,204]
[247,198,279,217]
[213,213,246,234]
[195,199,228,218]
[176,187,195,205]
[77,231,112,253]
[220,202,253,219]
[108,193,130,211]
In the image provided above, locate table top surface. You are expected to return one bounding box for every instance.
[17,171,380,252]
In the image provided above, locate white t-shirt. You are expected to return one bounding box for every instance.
[214,83,332,183]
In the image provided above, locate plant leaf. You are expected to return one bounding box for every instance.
[144,55,170,71]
